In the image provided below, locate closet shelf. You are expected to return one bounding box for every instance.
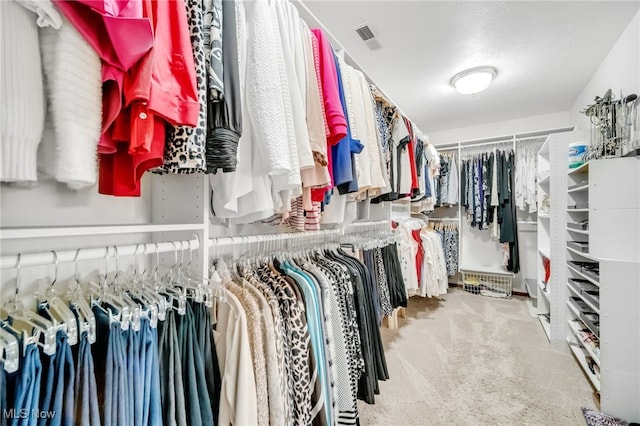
[567,264,600,287]
[539,315,551,341]
[567,338,601,391]
[567,300,582,319]
[0,224,206,240]
[538,174,551,185]
[566,246,598,261]
[568,183,589,193]
[538,281,550,300]
[538,214,550,220]
[567,320,600,366]
[567,281,600,314]
[566,208,589,212]
[567,162,589,176]
[567,228,589,235]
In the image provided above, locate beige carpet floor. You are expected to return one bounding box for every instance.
[357,288,596,425]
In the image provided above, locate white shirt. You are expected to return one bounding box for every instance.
[214,289,259,426]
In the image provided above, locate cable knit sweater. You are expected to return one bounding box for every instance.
[1,0,101,188]
[1,0,59,182]
[38,12,102,189]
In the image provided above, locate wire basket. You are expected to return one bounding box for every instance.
[461,269,513,298]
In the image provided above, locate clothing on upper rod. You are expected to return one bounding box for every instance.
[4,0,427,236]
[460,147,520,274]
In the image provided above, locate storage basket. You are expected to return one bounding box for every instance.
[461,268,513,298]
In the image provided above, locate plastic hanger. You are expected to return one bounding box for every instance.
[141,243,169,321]
[36,251,78,346]
[3,254,57,356]
[87,246,131,330]
[67,249,97,344]
[127,244,162,328]
[112,246,142,331]
[0,324,19,373]
[158,242,186,315]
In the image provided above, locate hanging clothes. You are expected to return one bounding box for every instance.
[393,217,449,298]
[460,148,521,273]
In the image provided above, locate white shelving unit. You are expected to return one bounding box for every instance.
[565,157,640,422]
[535,137,552,338]
[536,132,573,351]
[565,157,600,394]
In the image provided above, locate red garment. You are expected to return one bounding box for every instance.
[98,0,199,196]
[52,0,154,71]
[310,29,346,202]
[412,228,425,288]
[52,0,155,155]
[310,29,347,146]
[403,116,419,192]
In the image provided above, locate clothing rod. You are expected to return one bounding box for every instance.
[428,218,460,221]
[434,142,459,149]
[434,126,575,148]
[0,238,199,270]
[207,221,390,249]
[460,139,514,150]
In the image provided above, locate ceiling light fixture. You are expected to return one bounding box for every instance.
[451,66,498,95]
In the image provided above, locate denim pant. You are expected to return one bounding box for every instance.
[92,306,128,426]
[73,331,100,426]
[9,343,42,426]
[135,318,162,426]
[191,301,220,424]
[177,303,213,426]
[158,310,187,426]
[39,330,75,426]
[159,305,213,426]
[1,360,7,426]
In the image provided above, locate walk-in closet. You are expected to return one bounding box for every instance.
[1,0,639,424]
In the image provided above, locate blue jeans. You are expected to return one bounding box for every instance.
[39,330,75,426]
[191,301,220,424]
[158,310,187,426]
[1,359,7,426]
[92,306,128,426]
[9,343,42,426]
[136,318,161,426]
[73,331,100,426]
[177,303,213,426]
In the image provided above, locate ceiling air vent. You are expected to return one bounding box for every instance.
[355,24,375,41]
[354,23,381,50]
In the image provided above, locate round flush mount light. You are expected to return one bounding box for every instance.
[451,66,498,95]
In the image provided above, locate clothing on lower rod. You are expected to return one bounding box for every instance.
[39,330,75,426]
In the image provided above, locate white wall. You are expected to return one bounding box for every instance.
[570,11,640,142]
[429,110,572,294]
[429,111,571,146]
[432,12,640,294]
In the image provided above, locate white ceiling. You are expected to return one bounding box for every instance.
[302,1,639,133]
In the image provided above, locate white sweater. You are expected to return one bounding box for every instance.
[38,12,102,190]
[1,0,56,182]
[1,0,101,188]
